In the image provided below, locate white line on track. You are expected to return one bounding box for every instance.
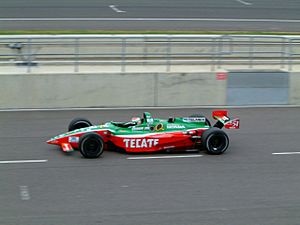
[19,186,30,201]
[0,159,48,164]
[272,152,300,155]
[127,155,203,160]
[1,18,300,23]
[235,0,252,6]
[109,5,126,13]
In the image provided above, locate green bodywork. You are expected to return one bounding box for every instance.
[50,112,211,141]
[109,113,210,135]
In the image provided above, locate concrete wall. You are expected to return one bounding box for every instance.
[0,72,226,109]
[289,72,300,105]
[227,71,289,105]
[2,71,299,109]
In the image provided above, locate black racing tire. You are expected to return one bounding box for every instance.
[190,114,211,127]
[201,127,229,155]
[79,133,104,158]
[68,118,93,131]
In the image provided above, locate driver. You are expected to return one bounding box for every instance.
[131,117,142,125]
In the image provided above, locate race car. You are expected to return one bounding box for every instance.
[47,111,239,158]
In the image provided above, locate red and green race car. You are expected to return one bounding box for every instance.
[47,111,239,158]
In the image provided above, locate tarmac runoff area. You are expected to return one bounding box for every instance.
[0,107,300,225]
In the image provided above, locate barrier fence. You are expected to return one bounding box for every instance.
[1,34,300,73]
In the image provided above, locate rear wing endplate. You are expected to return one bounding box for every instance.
[212,110,240,129]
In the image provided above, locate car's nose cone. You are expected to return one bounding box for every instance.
[47,138,59,145]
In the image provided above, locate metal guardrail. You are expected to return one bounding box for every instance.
[1,34,300,73]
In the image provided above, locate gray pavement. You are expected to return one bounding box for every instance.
[1,0,300,31]
[1,64,297,75]
[0,107,300,225]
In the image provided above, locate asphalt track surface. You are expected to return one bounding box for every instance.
[0,107,300,225]
[1,0,300,31]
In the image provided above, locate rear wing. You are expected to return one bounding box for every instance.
[212,110,240,129]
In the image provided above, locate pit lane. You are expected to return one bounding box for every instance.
[0,107,299,225]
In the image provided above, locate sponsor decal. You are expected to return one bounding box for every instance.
[132,127,144,131]
[216,72,228,80]
[231,119,239,127]
[147,118,154,124]
[183,117,206,123]
[132,126,151,131]
[225,118,240,129]
[68,136,79,143]
[132,127,150,131]
[155,123,164,131]
[123,138,159,148]
[222,116,230,121]
[167,124,185,129]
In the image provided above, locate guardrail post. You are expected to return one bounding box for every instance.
[217,36,223,69]
[166,36,172,72]
[211,37,217,71]
[153,74,158,106]
[288,39,293,71]
[249,36,254,69]
[121,37,126,73]
[281,37,286,69]
[74,38,79,73]
[26,38,32,73]
[143,36,148,65]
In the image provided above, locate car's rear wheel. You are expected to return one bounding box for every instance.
[68,118,92,131]
[79,133,104,158]
[201,128,229,154]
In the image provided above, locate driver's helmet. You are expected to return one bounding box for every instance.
[131,117,142,125]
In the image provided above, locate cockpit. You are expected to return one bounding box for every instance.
[111,112,153,128]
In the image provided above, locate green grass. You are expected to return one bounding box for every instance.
[1,30,300,35]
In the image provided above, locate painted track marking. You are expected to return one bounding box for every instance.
[19,186,30,201]
[127,155,203,160]
[109,5,126,13]
[0,159,48,164]
[272,152,300,155]
[235,0,252,6]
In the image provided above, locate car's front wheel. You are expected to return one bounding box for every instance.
[79,133,104,158]
[201,128,229,154]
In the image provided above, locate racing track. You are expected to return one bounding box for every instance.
[0,107,300,225]
[1,0,300,31]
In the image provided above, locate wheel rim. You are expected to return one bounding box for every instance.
[207,134,228,152]
[83,138,102,155]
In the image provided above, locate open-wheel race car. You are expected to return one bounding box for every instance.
[47,111,239,158]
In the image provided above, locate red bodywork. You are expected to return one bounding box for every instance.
[47,110,239,153]
[48,129,207,153]
[108,130,205,153]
